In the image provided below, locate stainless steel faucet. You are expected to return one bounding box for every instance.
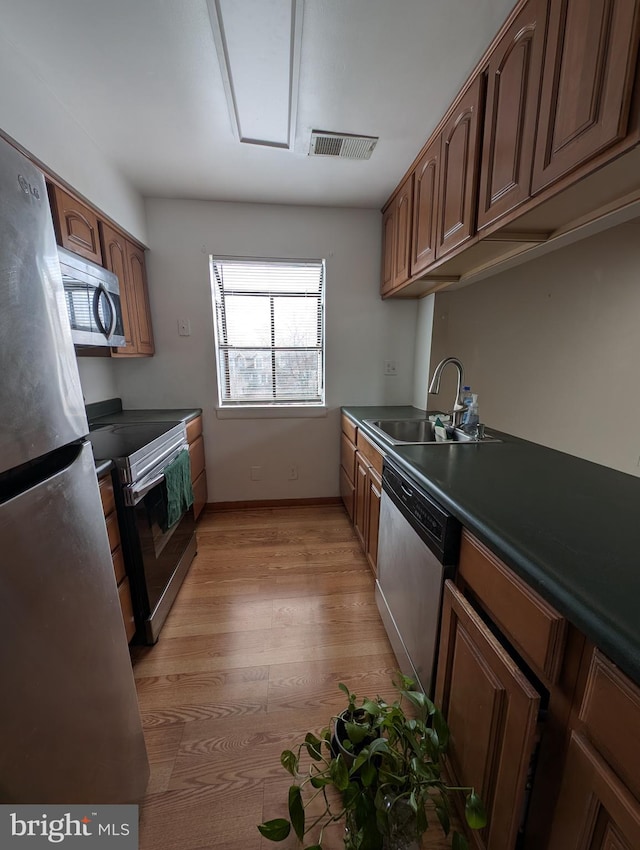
[428,357,465,428]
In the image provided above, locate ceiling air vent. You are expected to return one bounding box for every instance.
[309,131,378,160]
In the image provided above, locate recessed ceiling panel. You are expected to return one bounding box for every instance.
[208,0,302,148]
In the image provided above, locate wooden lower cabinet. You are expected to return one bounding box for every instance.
[339,415,383,574]
[365,468,381,574]
[547,731,640,850]
[440,529,640,850]
[354,431,384,576]
[435,581,540,850]
[546,650,640,850]
[354,453,369,548]
[99,472,136,643]
[340,415,357,521]
[186,415,207,520]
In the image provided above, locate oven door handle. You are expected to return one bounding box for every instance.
[123,445,190,506]
[128,471,165,505]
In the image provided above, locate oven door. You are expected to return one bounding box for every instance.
[122,474,197,644]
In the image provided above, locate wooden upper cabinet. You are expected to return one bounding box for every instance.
[380,205,396,294]
[100,222,154,357]
[127,242,154,356]
[100,222,136,350]
[411,136,441,275]
[380,175,413,294]
[477,0,547,231]
[532,0,640,194]
[48,184,102,265]
[435,581,540,850]
[393,175,413,287]
[437,76,484,258]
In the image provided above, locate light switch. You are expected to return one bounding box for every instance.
[178,318,191,336]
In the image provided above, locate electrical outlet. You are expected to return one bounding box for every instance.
[288,465,298,480]
[178,318,191,336]
[384,360,397,376]
[250,466,262,481]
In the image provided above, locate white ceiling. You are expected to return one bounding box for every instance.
[0,0,516,209]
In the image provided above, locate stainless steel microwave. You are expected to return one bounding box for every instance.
[58,247,126,347]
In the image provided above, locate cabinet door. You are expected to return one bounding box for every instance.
[192,470,208,522]
[365,468,381,576]
[435,581,540,850]
[380,204,396,295]
[100,221,137,352]
[354,454,368,549]
[532,0,640,194]
[340,465,355,521]
[48,184,102,264]
[477,0,547,231]
[126,242,155,356]
[392,176,413,289]
[547,732,640,850]
[437,76,484,257]
[411,136,441,274]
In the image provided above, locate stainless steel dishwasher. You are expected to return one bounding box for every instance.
[376,458,460,696]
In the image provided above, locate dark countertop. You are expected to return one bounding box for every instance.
[343,406,640,685]
[87,398,202,473]
[86,397,201,427]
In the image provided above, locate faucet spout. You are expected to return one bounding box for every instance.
[428,357,465,427]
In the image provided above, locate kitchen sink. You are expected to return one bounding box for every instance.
[363,418,502,446]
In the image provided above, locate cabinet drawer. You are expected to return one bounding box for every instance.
[458,531,567,684]
[99,474,115,516]
[579,649,640,801]
[192,469,207,521]
[111,545,126,585]
[356,430,384,476]
[341,413,357,445]
[189,435,205,482]
[105,510,121,554]
[186,415,203,444]
[340,432,357,484]
[118,577,136,643]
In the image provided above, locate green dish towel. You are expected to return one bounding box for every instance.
[162,449,194,530]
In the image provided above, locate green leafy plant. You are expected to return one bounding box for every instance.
[258,676,487,850]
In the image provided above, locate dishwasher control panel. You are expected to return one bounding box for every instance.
[382,458,460,565]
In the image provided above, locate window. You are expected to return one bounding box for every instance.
[211,256,325,407]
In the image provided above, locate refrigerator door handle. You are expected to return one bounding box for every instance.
[93,283,117,340]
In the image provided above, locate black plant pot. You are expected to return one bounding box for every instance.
[331,708,379,770]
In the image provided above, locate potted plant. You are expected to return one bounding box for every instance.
[258,676,487,850]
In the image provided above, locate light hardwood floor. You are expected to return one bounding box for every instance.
[131,505,455,850]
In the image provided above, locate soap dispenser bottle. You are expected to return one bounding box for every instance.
[463,394,479,434]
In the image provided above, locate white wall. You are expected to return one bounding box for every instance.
[412,294,436,410]
[0,31,149,407]
[0,33,147,243]
[426,217,640,476]
[114,199,418,501]
[76,359,119,405]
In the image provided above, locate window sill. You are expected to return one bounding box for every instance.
[215,405,328,420]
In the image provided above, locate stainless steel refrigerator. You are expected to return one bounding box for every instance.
[0,137,149,803]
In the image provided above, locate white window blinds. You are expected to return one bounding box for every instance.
[211,257,325,406]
